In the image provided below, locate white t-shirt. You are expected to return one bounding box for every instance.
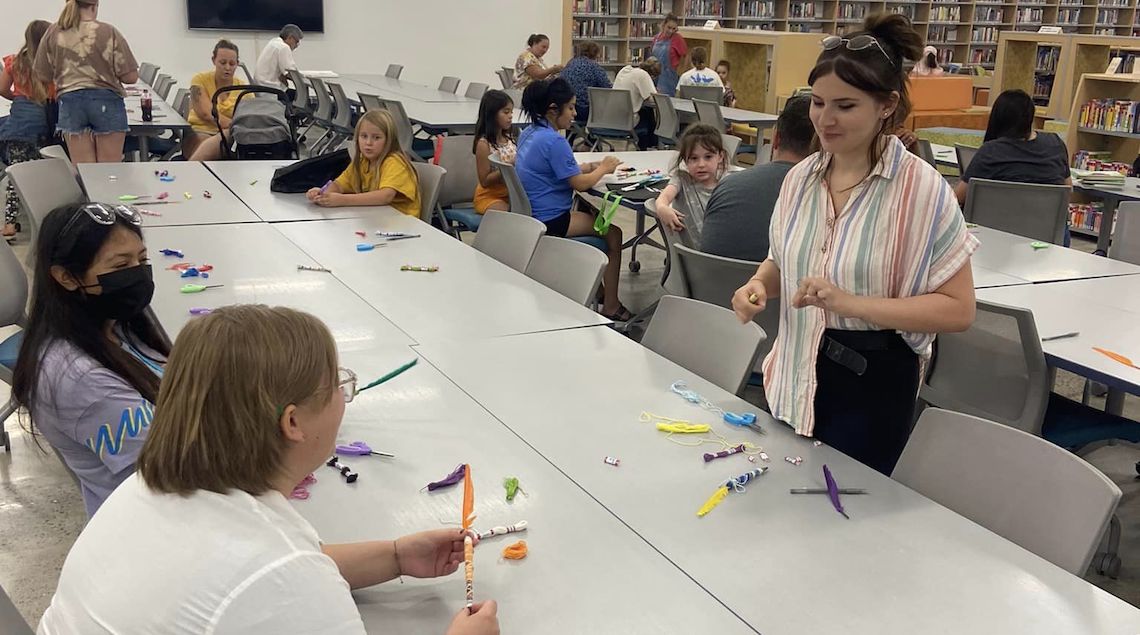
[612,65,657,112]
[38,474,366,634]
[677,67,724,90]
[254,37,297,90]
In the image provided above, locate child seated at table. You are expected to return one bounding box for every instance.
[472,89,517,214]
[307,109,422,217]
[653,123,728,249]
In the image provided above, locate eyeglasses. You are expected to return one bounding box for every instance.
[338,367,358,403]
[821,35,895,68]
[53,203,143,260]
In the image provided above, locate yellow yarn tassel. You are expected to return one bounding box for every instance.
[656,422,711,434]
[502,540,528,560]
[697,485,730,517]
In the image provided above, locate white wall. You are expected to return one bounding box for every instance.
[2,0,563,93]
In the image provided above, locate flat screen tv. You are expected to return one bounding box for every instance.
[188,0,324,33]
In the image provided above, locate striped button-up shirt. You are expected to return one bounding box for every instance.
[762,136,978,436]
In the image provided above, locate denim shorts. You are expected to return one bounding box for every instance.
[57,88,129,135]
[0,97,49,143]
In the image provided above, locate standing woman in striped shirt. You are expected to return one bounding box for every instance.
[730,13,978,475]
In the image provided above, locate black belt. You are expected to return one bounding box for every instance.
[819,329,908,376]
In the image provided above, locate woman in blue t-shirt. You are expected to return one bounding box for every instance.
[515,78,632,321]
[13,202,169,517]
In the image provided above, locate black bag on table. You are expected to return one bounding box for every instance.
[270,149,351,193]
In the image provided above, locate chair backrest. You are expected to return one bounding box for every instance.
[916,139,937,166]
[138,62,159,86]
[39,145,77,177]
[653,95,680,144]
[755,142,772,165]
[0,237,28,329]
[434,134,478,208]
[465,82,489,99]
[438,76,461,93]
[287,69,311,112]
[358,93,384,112]
[525,235,607,305]
[965,178,1069,244]
[586,88,636,132]
[1110,201,1140,265]
[679,84,725,104]
[172,87,190,119]
[692,98,727,130]
[308,77,334,121]
[893,408,1122,575]
[672,243,780,366]
[921,299,1050,435]
[153,74,174,100]
[377,98,416,156]
[642,295,766,395]
[0,580,32,635]
[473,210,546,272]
[7,158,85,250]
[410,162,446,223]
[496,68,513,89]
[327,82,353,128]
[489,155,532,216]
[955,143,978,173]
[238,61,253,83]
[386,64,404,79]
[721,134,741,165]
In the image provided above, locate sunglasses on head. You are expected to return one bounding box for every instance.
[821,35,896,68]
[53,203,143,260]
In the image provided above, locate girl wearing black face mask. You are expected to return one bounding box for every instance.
[13,202,170,517]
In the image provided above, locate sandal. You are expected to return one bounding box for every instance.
[600,304,634,322]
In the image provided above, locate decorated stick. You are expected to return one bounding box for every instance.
[696,467,769,517]
[823,464,849,519]
[477,520,528,540]
[424,463,465,491]
[461,464,476,610]
[703,444,746,463]
[357,359,418,394]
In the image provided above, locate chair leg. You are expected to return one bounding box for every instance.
[0,396,15,453]
[1092,515,1123,578]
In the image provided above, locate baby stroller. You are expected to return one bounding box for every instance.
[212,85,298,160]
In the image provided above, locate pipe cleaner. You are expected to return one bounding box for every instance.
[503,477,523,501]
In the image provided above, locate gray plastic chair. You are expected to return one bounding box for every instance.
[473,210,546,272]
[585,88,638,151]
[324,82,356,153]
[153,74,175,100]
[138,62,160,86]
[434,135,481,233]
[496,68,513,89]
[358,93,383,112]
[642,295,766,396]
[171,88,190,118]
[653,94,680,147]
[489,155,531,216]
[39,145,77,177]
[0,580,32,635]
[301,77,335,154]
[955,143,978,173]
[238,61,253,83]
[525,235,607,305]
[679,84,725,104]
[721,134,741,166]
[8,158,86,262]
[386,64,404,79]
[916,139,937,167]
[0,237,27,452]
[287,69,312,118]
[672,244,780,369]
[964,178,1069,244]
[376,98,421,162]
[410,162,446,224]
[921,299,1050,435]
[465,82,489,99]
[893,408,1122,575]
[693,99,727,131]
[438,76,461,94]
[1109,201,1140,265]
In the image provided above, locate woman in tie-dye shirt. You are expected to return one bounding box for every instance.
[731,14,978,475]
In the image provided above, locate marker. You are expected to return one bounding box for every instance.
[1042,331,1080,342]
[180,284,224,294]
[319,180,333,195]
[385,234,421,242]
[356,242,388,252]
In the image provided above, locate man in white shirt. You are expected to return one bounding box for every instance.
[612,57,661,149]
[676,46,724,91]
[254,24,303,91]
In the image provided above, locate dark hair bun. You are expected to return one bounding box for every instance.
[862,13,923,64]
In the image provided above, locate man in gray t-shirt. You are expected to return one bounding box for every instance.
[701,95,814,261]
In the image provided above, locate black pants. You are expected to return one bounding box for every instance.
[812,329,920,475]
[634,105,657,150]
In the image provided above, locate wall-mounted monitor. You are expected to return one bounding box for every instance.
[188,0,324,33]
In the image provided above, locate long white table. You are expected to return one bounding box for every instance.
[205,161,387,222]
[973,264,1032,288]
[342,73,474,103]
[670,97,778,128]
[80,162,261,227]
[123,82,191,157]
[274,216,611,343]
[143,224,413,351]
[298,347,753,634]
[1072,176,1140,253]
[415,326,1140,635]
[972,226,1140,283]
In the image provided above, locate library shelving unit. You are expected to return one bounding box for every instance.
[992,31,1140,120]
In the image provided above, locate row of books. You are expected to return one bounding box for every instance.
[687,0,725,16]
[928,26,959,43]
[1096,9,1120,25]
[1036,47,1060,73]
[788,2,819,18]
[974,7,1004,23]
[632,0,671,13]
[574,0,619,15]
[1015,8,1042,22]
[1057,9,1080,24]
[574,19,621,37]
[971,26,999,43]
[739,0,776,17]
[969,48,997,64]
[1069,203,1105,233]
[1077,99,1140,134]
[838,2,867,19]
[930,5,961,21]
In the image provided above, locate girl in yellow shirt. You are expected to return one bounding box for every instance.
[185,39,244,161]
[307,109,422,217]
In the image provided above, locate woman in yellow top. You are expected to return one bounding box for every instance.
[307,109,422,217]
[185,40,245,161]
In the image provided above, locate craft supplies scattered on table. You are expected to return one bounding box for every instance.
[290,473,317,500]
[501,541,528,560]
[356,358,418,395]
[784,456,803,466]
[356,242,388,251]
[425,463,466,491]
[603,456,621,467]
[335,441,395,458]
[697,467,768,517]
[189,308,212,316]
[461,464,476,609]
[703,444,746,463]
[180,283,224,294]
[326,456,358,483]
[401,265,439,272]
[503,477,523,501]
[1041,332,1079,342]
[297,264,332,273]
[478,521,528,541]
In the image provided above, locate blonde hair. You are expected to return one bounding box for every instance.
[13,20,51,103]
[59,0,97,30]
[351,109,418,193]
[137,305,338,496]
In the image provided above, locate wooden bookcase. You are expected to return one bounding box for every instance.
[1065,72,1140,160]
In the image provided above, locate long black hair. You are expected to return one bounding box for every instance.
[12,204,170,427]
[984,89,1035,143]
[472,89,515,154]
[521,78,575,125]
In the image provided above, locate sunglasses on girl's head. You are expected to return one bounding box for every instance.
[53,203,143,259]
[821,35,895,68]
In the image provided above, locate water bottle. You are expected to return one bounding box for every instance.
[141,90,153,122]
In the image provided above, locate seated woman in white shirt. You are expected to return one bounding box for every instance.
[38,305,499,635]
